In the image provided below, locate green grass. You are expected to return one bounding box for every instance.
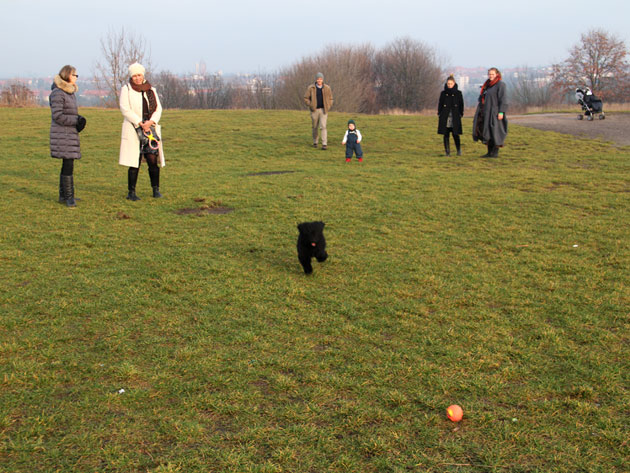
[0,108,628,472]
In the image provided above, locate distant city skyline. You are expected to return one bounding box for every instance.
[0,65,555,109]
[1,0,629,78]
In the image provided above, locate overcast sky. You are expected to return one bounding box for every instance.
[1,0,629,78]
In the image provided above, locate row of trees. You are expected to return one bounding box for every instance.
[95,28,629,112]
[0,82,36,107]
[1,28,628,111]
[94,29,444,113]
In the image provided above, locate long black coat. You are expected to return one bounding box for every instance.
[437,84,464,135]
[49,75,81,160]
[473,80,508,146]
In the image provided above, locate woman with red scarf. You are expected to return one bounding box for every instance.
[473,67,508,158]
[119,63,165,200]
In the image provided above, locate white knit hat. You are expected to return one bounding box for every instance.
[128,62,146,77]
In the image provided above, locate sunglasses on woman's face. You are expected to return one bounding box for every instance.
[72,74,79,78]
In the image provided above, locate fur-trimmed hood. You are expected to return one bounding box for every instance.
[52,75,78,94]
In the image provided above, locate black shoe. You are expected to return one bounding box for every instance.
[456,148,462,156]
[313,143,318,148]
[126,190,140,201]
[61,175,76,207]
[152,186,163,198]
[490,147,499,158]
[321,145,327,150]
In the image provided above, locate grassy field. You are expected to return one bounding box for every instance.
[0,107,628,473]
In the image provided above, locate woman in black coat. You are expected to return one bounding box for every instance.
[437,74,464,156]
[473,67,508,158]
[49,64,86,207]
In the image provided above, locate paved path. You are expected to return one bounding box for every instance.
[510,113,630,146]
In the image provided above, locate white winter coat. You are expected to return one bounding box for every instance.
[119,83,165,167]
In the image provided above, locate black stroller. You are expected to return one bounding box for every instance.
[575,87,605,120]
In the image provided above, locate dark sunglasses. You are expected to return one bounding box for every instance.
[72,74,79,78]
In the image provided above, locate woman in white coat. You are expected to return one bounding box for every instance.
[119,62,165,200]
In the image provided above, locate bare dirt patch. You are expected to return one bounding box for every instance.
[510,113,630,146]
[175,200,234,215]
[246,170,297,176]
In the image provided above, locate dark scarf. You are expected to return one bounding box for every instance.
[129,79,157,115]
[479,73,502,104]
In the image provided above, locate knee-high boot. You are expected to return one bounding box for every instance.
[127,167,140,201]
[59,174,65,203]
[148,165,162,198]
[443,134,451,156]
[454,135,462,156]
[61,175,76,207]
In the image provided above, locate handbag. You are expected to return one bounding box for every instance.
[135,125,160,154]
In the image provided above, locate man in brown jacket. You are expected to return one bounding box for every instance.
[304,72,333,149]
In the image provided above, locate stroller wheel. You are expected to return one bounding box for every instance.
[577,114,583,120]
[599,114,605,120]
[587,115,594,121]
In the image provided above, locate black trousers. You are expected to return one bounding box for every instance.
[443,129,461,150]
[61,159,74,176]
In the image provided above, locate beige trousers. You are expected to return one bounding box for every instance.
[311,108,327,146]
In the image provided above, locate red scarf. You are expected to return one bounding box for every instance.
[479,73,502,104]
[129,78,157,115]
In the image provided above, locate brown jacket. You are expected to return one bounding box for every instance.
[304,83,333,113]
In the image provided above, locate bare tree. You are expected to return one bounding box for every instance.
[552,29,629,100]
[507,67,562,111]
[319,44,376,113]
[94,27,152,107]
[275,44,376,113]
[189,74,233,109]
[275,58,319,110]
[151,71,191,109]
[373,37,444,112]
[0,81,37,107]
[249,73,282,110]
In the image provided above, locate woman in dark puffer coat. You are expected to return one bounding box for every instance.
[437,74,464,156]
[49,64,86,207]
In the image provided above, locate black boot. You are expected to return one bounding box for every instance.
[127,167,140,201]
[60,174,81,202]
[481,143,492,158]
[61,175,76,207]
[443,135,450,156]
[149,164,162,198]
[58,174,65,203]
[490,146,499,158]
[456,146,462,156]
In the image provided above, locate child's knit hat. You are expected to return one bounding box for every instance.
[347,119,356,127]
